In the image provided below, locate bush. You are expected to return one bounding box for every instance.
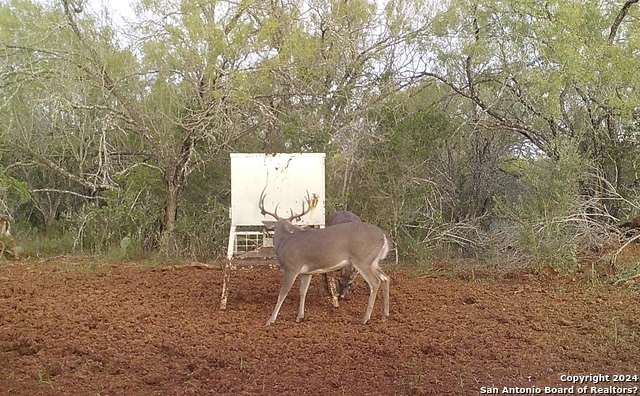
[491,142,590,272]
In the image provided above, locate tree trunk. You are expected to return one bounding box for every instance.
[159,184,180,256]
[158,137,193,256]
[44,193,62,234]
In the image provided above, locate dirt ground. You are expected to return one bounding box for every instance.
[0,257,639,396]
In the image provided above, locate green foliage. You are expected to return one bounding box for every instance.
[427,0,640,190]
[379,92,451,160]
[3,0,640,279]
[494,142,591,271]
[16,228,76,257]
[0,166,30,216]
[66,166,164,255]
[613,261,640,291]
[170,157,231,260]
[119,235,132,257]
[172,197,229,260]
[343,87,459,262]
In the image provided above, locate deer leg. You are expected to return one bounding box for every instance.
[356,267,381,325]
[353,238,391,324]
[322,273,330,294]
[296,274,313,323]
[266,271,299,326]
[324,274,340,308]
[379,268,390,320]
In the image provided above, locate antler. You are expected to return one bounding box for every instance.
[259,188,319,222]
[287,191,319,222]
[259,188,281,220]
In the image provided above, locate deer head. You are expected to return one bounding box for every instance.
[259,189,318,246]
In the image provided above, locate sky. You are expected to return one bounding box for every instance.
[85,0,137,24]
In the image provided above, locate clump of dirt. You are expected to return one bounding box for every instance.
[0,258,638,395]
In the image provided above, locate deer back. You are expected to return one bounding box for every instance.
[273,221,387,271]
[326,211,361,226]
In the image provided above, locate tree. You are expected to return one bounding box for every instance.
[417,0,640,200]
[1,0,253,253]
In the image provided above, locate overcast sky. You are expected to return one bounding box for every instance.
[85,0,136,23]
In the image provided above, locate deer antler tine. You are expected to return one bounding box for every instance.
[287,200,304,222]
[286,191,316,222]
[306,190,319,210]
[258,187,280,220]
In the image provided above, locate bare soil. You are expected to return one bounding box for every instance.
[0,257,639,395]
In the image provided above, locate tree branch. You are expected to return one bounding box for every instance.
[17,145,116,192]
[31,189,107,200]
[61,0,157,147]
[609,0,638,43]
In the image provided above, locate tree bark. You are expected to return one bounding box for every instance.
[160,183,180,256]
[159,135,194,255]
[609,0,639,43]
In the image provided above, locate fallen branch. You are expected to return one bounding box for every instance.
[613,272,640,286]
[610,232,640,266]
[156,261,219,271]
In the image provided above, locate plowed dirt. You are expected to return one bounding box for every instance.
[0,258,639,395]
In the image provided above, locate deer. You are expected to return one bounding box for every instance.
[260,191,390,325]
[324,211,362,302]
[0,217,11,257]
[0,217,10,237]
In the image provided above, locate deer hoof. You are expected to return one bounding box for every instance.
[295,316,304,323]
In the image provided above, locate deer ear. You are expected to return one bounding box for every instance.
[262,220,277,230]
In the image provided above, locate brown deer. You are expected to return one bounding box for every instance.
[0,217,11,257]
[324,211,362,302]
[260,192,391,325]
[0,217,10,237]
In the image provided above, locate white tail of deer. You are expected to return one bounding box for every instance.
[260,192,390,325]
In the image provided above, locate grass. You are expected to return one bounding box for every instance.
[239,357,249,373]
[36,371,54,389]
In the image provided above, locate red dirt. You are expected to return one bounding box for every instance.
[0,258,639,395]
